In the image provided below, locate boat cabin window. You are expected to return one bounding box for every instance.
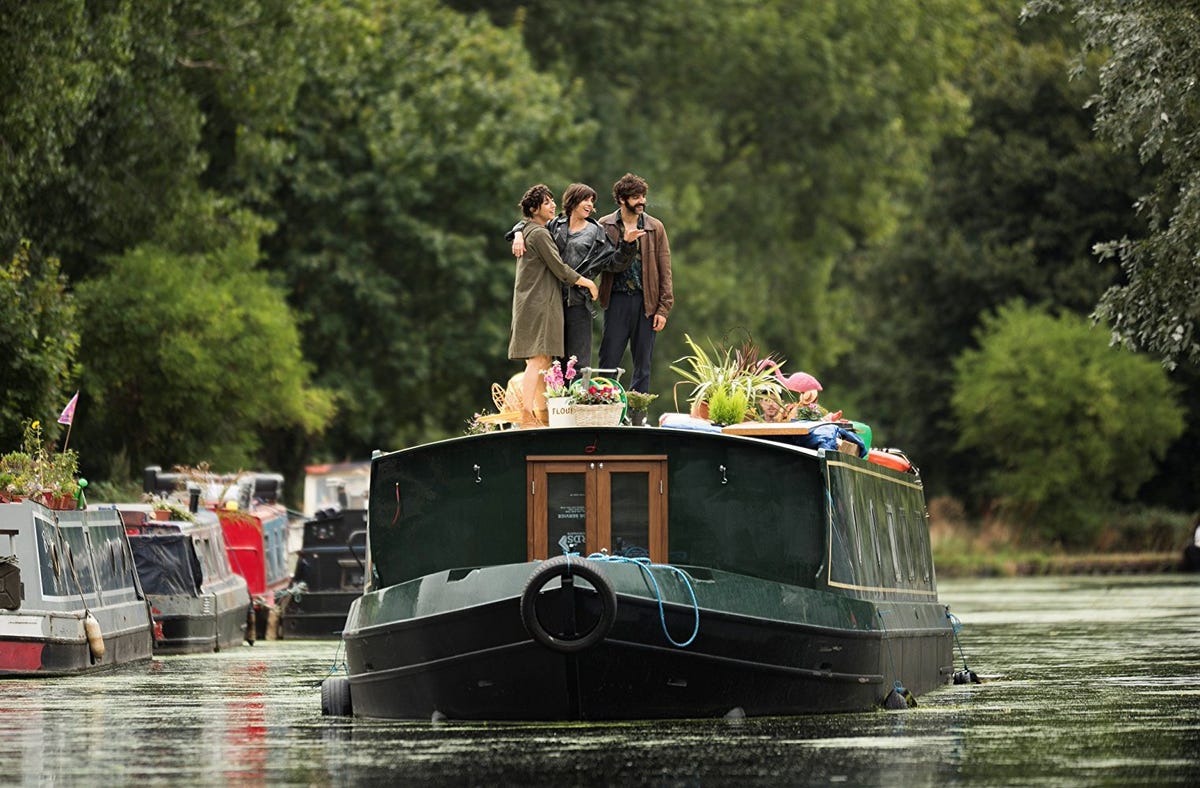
[527,456,668,563]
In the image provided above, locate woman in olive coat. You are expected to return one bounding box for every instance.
[509,184,598,426]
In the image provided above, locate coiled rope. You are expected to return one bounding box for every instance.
[569,552,701,648]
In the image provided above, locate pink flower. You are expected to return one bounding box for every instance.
[543,356,579,399]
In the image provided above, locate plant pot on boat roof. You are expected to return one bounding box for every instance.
[143,493,194,522]
[669,333,784,422]
[3,420,80,507]
[624,391,658,426]
[0,453,32,502]
[41,451,80,509]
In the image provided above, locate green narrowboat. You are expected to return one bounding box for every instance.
[327,422,955,720]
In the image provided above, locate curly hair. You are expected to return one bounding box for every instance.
[561,183,597,219]
[612,172,648,204]
[519,184,554,218]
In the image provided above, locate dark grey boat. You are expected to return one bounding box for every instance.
[120,506,253,654]
[280,506,366,638]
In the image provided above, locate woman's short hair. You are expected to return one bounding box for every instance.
[612,172,648,203]
[561,183,597,220]
[519,184,554,218]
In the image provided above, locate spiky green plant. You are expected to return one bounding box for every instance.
[670,333,785,411]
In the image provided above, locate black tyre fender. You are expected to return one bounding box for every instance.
[321,675,353,716]
[520,555,617,654]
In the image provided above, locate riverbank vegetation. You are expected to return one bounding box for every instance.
[930,497,1192,576]
[2,0,1197,545]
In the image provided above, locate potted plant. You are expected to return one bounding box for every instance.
[41,449,80,509]
[570,377,625,426]
[706,387,752,426]
[624,391,659,426]
[0,451,32,502]
[670,334,784,422]
[143,493,194,522]
[542,356,579,427]
[3,420,80,508]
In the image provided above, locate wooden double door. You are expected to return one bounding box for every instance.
[526,456,668,562]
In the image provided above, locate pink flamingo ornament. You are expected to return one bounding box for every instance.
[758,360,841,419]
[758,360,821,396]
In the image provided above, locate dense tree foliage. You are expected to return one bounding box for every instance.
[1027,0,1200,369]
[456,0,983,385]
[951,302,1184,543]
[73,204,334,476]
[1,2,325,482]
[1,0,1195,524]
[834,0,1155,498]
[0,243,78,449]
[259,0,588,453]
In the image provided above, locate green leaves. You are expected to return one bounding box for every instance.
[74,202,333,474]
[265,0,589,453]
[1027,0,1200,369]
[951,301,1184,542]
[0,242,79,448]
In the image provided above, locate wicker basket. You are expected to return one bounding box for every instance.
[571,403,624,427]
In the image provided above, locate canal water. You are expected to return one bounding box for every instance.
[2,575,1197,786]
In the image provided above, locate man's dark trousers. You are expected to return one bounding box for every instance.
[599,290,656,393]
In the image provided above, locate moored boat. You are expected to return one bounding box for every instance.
[116,504,253,654]
[327,421,956,720]
[143,466,293,641]
[280,506,366,639]
[277,464,369,639]
[0,499,153,675]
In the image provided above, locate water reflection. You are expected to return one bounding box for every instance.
[1,575,1197,785]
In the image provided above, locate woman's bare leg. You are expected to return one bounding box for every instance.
[522,355,550,426]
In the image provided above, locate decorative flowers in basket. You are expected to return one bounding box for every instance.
[542,356,578,399]
[572,380,623,406]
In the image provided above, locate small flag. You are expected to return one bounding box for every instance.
[58,391,79,426]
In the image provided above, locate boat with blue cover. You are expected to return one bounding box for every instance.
[324,420,956,720]
[143,466,293,641]
[118,504,253,654]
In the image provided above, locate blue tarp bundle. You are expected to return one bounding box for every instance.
[792,423,867,457]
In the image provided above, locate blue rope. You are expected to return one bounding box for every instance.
[315,638,348,686]
[945,606,973,671]
[586,553,700,648]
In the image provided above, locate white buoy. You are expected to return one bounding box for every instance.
[84,611,106,660]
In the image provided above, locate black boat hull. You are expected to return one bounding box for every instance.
[153,605,250,654]
[280,590,357,639]
[344,591,953,720]
[342,427,957,720]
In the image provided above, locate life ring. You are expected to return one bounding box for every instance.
[321,675,353,716]
[520,555,617,654]
[867,448,913,473]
